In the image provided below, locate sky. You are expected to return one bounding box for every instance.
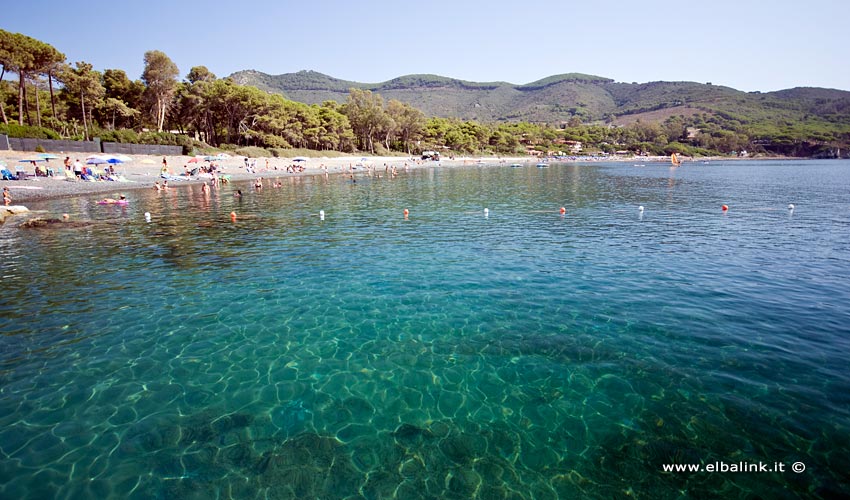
[3,0,849,92]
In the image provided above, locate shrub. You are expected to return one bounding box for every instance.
[138,132,193,155]
[0,123,61,140]
[34,145,46,153]
[234,146,271,158]
[259,133,291,149]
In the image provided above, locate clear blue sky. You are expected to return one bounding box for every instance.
[3,0,848,92]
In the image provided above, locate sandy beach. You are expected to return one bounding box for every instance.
[0,151,404,203]
[0,151,560,206]
[0,149,694,209]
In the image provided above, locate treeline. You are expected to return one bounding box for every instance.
[2,30,847,158]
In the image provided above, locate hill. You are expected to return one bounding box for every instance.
[228,70,850,129]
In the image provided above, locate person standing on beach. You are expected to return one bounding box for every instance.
[73,159,83,178]
[3,186,11,206]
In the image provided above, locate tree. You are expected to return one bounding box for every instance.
[0,32,63,127]
[59,62,104,140]
[0,30,35,125]
[343,88,386,153]
[386,99,425,154]
[103,69,144,109]
[141,50,179,132]
[186,65,216,84]
[101,97,139,130]
[30,41,65,123]
[317,105,354,151]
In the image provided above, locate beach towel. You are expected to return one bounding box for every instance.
[161,173,190,181]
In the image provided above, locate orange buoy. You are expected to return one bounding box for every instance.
[559,207,566,215]
[230,211,237,221]
[721,205,728,211]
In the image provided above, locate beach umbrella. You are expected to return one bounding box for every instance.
[187,157,201,163]
[18,158,45,162]
[112,154,132,162]
[292,157,308,162]
[86,157,110,165]
[38,153,59,159]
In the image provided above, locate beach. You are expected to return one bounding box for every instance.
[0,151,547,206]
[0,150,699,207]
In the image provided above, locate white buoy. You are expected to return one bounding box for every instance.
[484,208,489,217]
[788,204,795,210]
[638,206,644,212]
[144,212,151,222]
[319,210,325,221]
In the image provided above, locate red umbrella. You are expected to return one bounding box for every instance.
[187,157,200,163]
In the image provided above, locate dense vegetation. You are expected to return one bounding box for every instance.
[2,29,848,159]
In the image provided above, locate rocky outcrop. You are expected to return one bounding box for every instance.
[0,205,29,224]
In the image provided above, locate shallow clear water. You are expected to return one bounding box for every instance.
[1,160,849,499]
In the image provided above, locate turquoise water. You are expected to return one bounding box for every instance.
[1,160,849,499]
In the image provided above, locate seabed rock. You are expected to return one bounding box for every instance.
[18,217,94,229]
[1,205,29,223]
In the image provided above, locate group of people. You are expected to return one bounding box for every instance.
[63,156,118,181]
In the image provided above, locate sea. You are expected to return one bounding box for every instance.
[1,159,848,499]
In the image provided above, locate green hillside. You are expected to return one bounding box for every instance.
[228,70,850,139]
[4,28,845,160]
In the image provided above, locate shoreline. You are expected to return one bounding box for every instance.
[0,151,793,206]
